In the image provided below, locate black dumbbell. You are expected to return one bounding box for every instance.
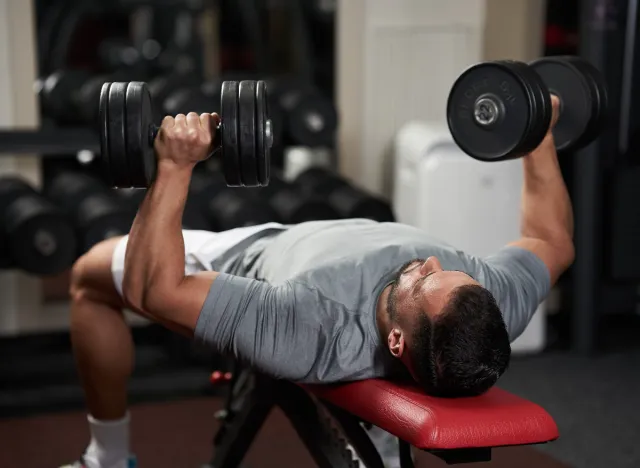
[0,177,77,275]
[295,168,395,222]
[116,187,210,231]
[189,172,278,231]
[46,172,133,253]
[269,77,337,148]
[446,55,608,161]
[256,171,340,223]
[99,80,274,190]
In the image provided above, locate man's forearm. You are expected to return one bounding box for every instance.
[122,162,191,309]
[520,137,574,249]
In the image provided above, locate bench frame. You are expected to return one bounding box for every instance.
[204,369,493,468]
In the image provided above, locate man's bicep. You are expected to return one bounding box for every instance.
[194,274,319,380]
[478,246,551,341]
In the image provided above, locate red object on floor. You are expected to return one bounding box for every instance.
[304,379,559,450]
[209,371,232,385]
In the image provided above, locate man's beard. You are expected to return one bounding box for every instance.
[386,258,425,322]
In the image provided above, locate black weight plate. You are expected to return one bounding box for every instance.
[329,185,395,222]
[40,69,90,122]
[148,73,202,116]
[288,92,338,147]
[77,194,131,253]
[0,177,35,213]
[220,81,242,187]
[238,81,258,187]
[447,61,534,161]
[125,82,156,188]
[512,60,552,155]
[529,56,594,152]
[4,196,77,275]
[255,81,270,186]
[107,82,130,188]
[99,82,114,187]
[558,56,608,151]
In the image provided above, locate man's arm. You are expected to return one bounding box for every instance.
[509,98,575,285]
[122,112,219,336]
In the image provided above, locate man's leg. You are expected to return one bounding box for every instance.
[67,236,134,468]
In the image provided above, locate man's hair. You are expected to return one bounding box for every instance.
[408,284,511,398]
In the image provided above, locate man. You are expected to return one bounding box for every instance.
[63,98,573,468]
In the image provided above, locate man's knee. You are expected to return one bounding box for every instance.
[70,236,123,304]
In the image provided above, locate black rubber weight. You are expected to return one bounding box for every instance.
[255,80,269,186]
[99,82,113,186]
[107,82,130,188]
[238,81,258,187]
[221,81,242,187]
[125,82,149,188]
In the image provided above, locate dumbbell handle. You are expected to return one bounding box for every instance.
[149,122,223,156]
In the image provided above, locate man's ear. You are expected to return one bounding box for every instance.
[387,328,405,358]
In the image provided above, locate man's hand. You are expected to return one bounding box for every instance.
[155,112,221,169]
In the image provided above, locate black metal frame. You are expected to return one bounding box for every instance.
[204,371,494,468]
[0,129,100,155]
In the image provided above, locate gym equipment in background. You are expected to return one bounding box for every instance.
[46,172,132,253]
[447,55,607,161]
[0,177,77,275]
[295,167,395,222]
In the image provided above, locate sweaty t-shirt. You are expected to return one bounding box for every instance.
[194,219,550,384]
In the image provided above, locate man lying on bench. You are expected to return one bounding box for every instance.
[62,101,572,468]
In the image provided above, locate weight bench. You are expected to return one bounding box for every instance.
[206,370,559,467]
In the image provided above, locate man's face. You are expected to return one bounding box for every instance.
[385,257,478,361]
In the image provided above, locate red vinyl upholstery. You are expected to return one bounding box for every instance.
[303,379,559,450]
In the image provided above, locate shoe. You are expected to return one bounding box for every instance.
[59,455,137,468]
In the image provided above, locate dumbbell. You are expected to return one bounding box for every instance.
[256,171,340,223]
[295,168,395,222]
[99,80,274,190]
[117,188,210,231]
[269,77,337,148]
[189,171,278,231]
[46,172,132,253]
[0,177,77,275]
[446,55,608,161]
[37,69,148,125]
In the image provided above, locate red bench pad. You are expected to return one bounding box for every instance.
[303,379,559,450]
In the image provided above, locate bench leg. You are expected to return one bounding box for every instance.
[276,382,360,468]
[206,374,275,468]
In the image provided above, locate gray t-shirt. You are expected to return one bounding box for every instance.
[194,219,550,384]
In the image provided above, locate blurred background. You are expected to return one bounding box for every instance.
[0,0,638,467]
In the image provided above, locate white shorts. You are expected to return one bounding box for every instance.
[111,223,285,297]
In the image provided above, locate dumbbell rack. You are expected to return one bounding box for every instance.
[0,128,100,155]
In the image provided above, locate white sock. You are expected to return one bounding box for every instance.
[83,412,131,468]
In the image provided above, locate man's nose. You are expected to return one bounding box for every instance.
[420,256,443,275]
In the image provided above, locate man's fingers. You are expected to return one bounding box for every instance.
[549,95,561,130]
[174,113,187,127]
[161,115,175,128]
[211,113,221,127]
[199,112,211,129]
[187,112,200,128]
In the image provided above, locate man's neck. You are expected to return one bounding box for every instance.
[375,284,392,340]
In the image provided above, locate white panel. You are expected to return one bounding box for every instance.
[368,0,485,27]
[361,24,481,194]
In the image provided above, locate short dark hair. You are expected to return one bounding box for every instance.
[408,284,511,398]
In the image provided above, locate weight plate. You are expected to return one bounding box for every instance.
[255,80,270,186]
[220,81,242,187]
[529,56,595,152]
[99,82,114,187]
[148,73,202,116]
[238,81,258,187]
[125,82,156,188]
[447,61,542,161]
[40,69,90,122]
[553,56,608,151]
[77,194,131,253]
[514,60,553,155]
[107,82,130,188]
[288,92,338,148]
[3,195,77,275]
